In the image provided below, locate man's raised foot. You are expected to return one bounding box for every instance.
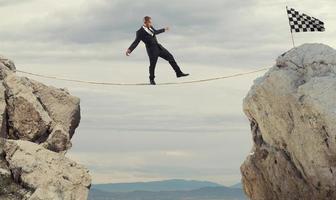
[177,73,189,78]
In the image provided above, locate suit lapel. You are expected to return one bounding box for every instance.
[142,26,154,37]
[149,27,155,34]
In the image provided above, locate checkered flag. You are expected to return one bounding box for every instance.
[287,7,325,33]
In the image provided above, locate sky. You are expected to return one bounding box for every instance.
[0,0,335,185]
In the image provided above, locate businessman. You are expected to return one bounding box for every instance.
[126,16,189,85]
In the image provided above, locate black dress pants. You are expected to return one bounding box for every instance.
[147,45,182,80]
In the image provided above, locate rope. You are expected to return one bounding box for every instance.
[16,67,270,86]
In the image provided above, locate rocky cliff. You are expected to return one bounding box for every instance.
[241,44,336,200]
[0,56,91,200]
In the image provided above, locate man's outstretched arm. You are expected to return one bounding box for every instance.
[152,26,169,35]
[127,32,140,56]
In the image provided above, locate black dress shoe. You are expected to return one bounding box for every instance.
[177,73,189,78]
[150,79,156,85]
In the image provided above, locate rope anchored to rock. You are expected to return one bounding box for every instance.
[16,67,270,86]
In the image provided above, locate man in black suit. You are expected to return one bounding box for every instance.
[126,16,189,85]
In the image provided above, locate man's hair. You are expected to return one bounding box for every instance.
[144,16,151,22]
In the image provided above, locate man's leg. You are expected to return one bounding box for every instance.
[158,47,185,76]
[148,54,159,84]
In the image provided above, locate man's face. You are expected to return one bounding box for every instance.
[144,19,152,27]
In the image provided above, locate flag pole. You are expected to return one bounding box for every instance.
[290,31,295,48]
[286,6,296,48]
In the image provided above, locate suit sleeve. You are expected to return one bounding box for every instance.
[152,27,165,35]
[128,31,141,52]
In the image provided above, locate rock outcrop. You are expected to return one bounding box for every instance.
[4,72,80,152]
[4,140,91,200]
[241,44,336,200]
[0,56,91,200]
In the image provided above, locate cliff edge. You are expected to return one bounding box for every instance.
[0,56,91,200]
[241,44,336,200]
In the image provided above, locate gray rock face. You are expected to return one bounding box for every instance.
[0,57,91,200]
[241,44,336,200]
[4,74,53,142]
[0,147,31,200]
[3,72,80,152]
[0,55,16,71]
[4,140,91,200]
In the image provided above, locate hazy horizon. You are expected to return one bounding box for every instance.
[0,0,335,185]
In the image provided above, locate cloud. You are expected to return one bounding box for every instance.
[64,82,254,185]
[68,148,245,184]
[1,0,335,67]
[0,0,35,6]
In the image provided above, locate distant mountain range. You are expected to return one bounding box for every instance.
[230,182,243,189]
[92,179,223,192]
[89,179,246,200]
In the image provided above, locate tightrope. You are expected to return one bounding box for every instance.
[16,67,270,86]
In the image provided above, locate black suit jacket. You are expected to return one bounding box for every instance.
[128,26,165,54]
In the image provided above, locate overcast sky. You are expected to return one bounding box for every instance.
[0,0,335,185]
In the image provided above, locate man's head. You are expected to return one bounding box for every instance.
[143,16,152,28]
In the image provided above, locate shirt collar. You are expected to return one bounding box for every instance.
[142,26,154,36]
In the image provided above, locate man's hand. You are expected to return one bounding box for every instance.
[126,49,131,56]
[165,27,170,31]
